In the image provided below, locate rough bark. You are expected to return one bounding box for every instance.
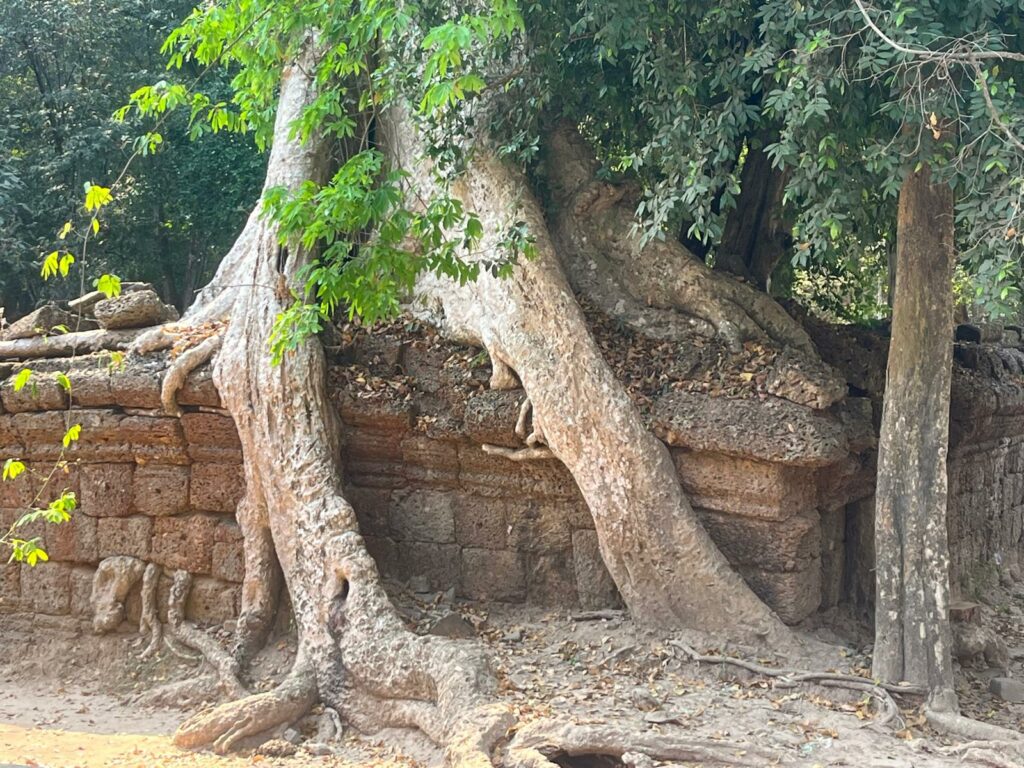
[872,164,957,709]
[716,142,791,291]
[391,113,789,640]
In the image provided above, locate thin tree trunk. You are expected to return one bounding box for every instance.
[872,164,957,709]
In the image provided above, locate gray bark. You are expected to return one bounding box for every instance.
[872,164,957,709]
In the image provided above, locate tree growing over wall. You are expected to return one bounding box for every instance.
[9,0,1024,761]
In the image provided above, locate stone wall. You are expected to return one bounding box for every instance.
[0,357,244,626]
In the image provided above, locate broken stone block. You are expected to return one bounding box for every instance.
[428,612,476,639]
[180,412,241,462]
[990,677,1024,703]
[765,348,847,410]
[93,289,178,330]
[3,304,94,340]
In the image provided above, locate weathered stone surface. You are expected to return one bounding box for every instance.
[738,565,820,624]
[397,541,460,591]
[674,451,817,521]
[390,490,456,543]
[363,535,399,578]
[651,391,850,466]
[90,555,145,632]
[190,462,244,513]
[571,530,621,610]
[185,576,239,623]
[0,369,68,412]
[69,566,95,618]
[212,540,245,583]
[766,348,847,410]
[20,561,72,615]
[44,512,99,563]
[454,497,507,548]
[462,390,525,446]
[132,464,189,515]
[990,677,1024,703]
[428,612,476,639]
[151,514,218,574]
[178,364,221,407]
[93,289,178,330]
[13,409,187,464]
[80,463,135,517]
[4,305,93,340]
[526,551,577,605]
[96,516,152,559]
[181,411,241,462]
[0,562,21,612]
[461,548,525,602]
[697,509,820,572]
[348,486,392,538]
[507,502,571,553]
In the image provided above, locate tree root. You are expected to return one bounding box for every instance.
[137,562,163,660]
[504,720,778,767]
[670,641,917,728]
[925,708,1024,744]
[174,661,318,754]
[481,444,553,461]
[165,570,248,700]
[161,333,223,416]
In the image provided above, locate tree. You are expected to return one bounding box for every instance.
[33,0,1024,759]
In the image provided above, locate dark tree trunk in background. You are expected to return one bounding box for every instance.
[873,164,957,709]
[716,143,791,291]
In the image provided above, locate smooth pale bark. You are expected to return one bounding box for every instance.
[390,115,788,639]
[872,164,957,709]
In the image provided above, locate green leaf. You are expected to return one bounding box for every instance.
[83,183,113,212]
[62,424,82,448]
[54,372,72,393]
[58,221,72,240]
[41,251,59,279]
[12,369,32,392]
[2,459,25,482]
[94,274,122,299]
[59,253,75,277]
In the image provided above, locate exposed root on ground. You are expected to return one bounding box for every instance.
[925,708,1024,745]
[504,720,778,767]
[173,660,318,755]
[671,641,916,728]
[137,563,162,660]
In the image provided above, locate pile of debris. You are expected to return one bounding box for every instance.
[0,285,178,360]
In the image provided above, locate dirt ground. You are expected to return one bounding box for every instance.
[1,588,1023,768]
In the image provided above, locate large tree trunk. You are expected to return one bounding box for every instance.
[389,114,788,638]
[872,164,957,710]
[130,38,839,763]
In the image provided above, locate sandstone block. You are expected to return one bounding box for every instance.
[454,497,507,548]
[14,410,187,464]
[460,548,525,602]
[990,677,1024,703]
[93,289,178,330]
[20,561,72,615]
[107,366,163,409]
[190,462,244,513]
[571,530,621,610]
[396,541,460,591]
[80,463,135,517]
[1,371,68,412]
[401,435,460,470]
[44,512,99,563]
[738,565,820,624]
[186,576,240,623]
[177,365,221,407]
[132,464,189,515]
[181,412,241,462]
[4,305,92,340]
[96,516,152,559]
[390,490,456,543]
[214,518,244,543]
[507,501,571,553]
[347,486,392,538]
[363,535,400,578]
[151,514,218,574]
[69,566,96,618]
[212,540,245,583]
[526,551,577,605]
[697,509,820,571]
[0,562,20,612]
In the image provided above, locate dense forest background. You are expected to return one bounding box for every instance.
[0,0,264,317]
